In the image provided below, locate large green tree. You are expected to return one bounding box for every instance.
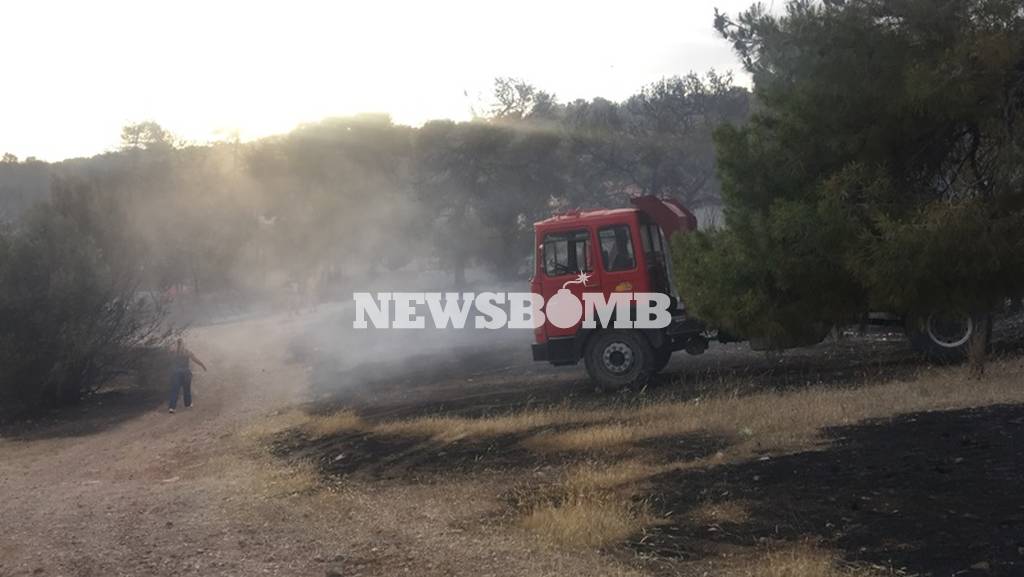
[559,72,749,209]
[675,0,1024,373]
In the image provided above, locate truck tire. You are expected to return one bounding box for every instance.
[906,312,985,362]
[583,330,655,390]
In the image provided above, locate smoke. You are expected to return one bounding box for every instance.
[287,267,542,399]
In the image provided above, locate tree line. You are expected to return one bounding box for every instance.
[0,72,750,409]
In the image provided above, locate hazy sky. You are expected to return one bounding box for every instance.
[2,0,756,161]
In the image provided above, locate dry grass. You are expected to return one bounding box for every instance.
[204,452,322,499]
[305,408,364,437]
[236,408,311,443]
[254,458,322,497]
[237,407,364,441]
[515,460,665,550]
[281,403,620,444]
[372,404,619,442]
[521,491,651,550]
[304,359,1024,462]
[284,359,1024,457]
[564,460,666,493]
[689,499,752,526]
[721,543,895,577]
[527,359,1024,458]
[233,409,326,498]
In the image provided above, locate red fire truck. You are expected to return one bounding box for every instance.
[530,196,982,389]
[529,196,709,389]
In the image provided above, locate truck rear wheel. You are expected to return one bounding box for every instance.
[906,312,985,362]
[583,330,655,390]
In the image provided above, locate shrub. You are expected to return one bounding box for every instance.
[0,200,169,409]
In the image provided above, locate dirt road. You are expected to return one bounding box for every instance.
[0,314,316,576]
[0,311,633,577]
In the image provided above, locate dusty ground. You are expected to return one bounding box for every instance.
[2,308,1023,577]
[0,310,637,577]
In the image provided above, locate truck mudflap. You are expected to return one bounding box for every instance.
[666,315,705,336]
[664,315,708,353]
[532,336,578,366]
[630,195,698,238]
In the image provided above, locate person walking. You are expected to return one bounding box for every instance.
[169,337,207,414]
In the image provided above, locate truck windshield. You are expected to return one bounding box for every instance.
[543,230,591,276]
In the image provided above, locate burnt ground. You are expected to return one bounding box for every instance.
[632,405,1024,576]
[272,425,732,484]
[305,311,1024,421]
[272,427,557,481]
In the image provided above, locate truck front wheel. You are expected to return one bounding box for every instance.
[583,330,655,390]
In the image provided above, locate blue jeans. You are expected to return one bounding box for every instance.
[169,370,192,409]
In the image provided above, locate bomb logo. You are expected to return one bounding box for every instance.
[545,271,590,329]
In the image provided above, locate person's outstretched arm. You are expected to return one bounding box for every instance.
[189,351,208,372]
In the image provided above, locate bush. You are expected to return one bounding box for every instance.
[0,202,169,409]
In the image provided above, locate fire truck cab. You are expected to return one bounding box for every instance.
[530,196,707,389]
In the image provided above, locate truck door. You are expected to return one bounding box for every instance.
[538,228,597,339]
[639,221,671,295]
[596,223,643,294]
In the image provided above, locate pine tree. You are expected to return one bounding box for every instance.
[675,0,1024,375]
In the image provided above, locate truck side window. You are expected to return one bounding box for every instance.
[599,225,636,272]
[543,230,591,277]
[641,223,665,264]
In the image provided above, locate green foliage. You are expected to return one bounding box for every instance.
[0,158,49,224]
[562,72,750,209]
[248,114,417,283]
[0,195,169,408]
[673,186,862,344]
[414,118,566,281]
[849,201,1024,316]
[679,0,1024,344]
